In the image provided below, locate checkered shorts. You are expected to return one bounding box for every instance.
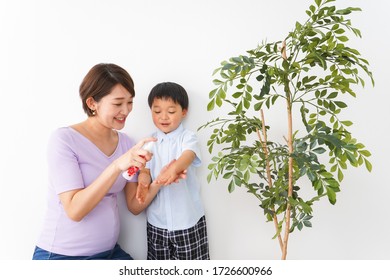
[147,216,210,260]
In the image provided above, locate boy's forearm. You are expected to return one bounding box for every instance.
[138,168,151,185]
[170,150,195,173]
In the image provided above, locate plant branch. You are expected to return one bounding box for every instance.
[256,110,284,251]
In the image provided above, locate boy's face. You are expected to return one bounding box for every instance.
[151,97,187,134]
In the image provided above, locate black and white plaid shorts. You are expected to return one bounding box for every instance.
[147,215,210,260]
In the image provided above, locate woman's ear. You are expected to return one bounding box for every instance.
[86,97,96,112]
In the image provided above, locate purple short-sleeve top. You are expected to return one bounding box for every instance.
[36,127,136,256]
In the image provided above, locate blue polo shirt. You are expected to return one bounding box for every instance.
[145,123,205,231]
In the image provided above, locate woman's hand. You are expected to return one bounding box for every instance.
[115,137,156,171]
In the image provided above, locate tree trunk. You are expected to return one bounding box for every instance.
[281,40,294,260]
[281,100,293,260]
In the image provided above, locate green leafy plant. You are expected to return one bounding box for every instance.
[198,0,374,259]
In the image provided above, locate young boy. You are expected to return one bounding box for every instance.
[136,82,210,260]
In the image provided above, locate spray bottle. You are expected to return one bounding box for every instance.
[122,141,155,180]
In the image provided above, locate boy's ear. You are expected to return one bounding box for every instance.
[182,109,188,117]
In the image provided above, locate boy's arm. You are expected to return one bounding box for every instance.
[135,168,152,204]
[138,168,152,187]
[155,150,195,185]
[125,161,186,213]
[125,180,164,214]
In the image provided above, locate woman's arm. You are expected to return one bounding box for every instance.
[59,138,155,222]
[59,162,122,222]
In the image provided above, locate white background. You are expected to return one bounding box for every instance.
[0,0,389,260]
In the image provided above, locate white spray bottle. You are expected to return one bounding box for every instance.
[122,141,155,180]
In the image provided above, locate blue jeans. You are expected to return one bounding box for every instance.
[32,243,133,260]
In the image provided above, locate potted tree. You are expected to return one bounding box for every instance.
[199,0,374,259]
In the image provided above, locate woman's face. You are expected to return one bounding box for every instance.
[94,84,134,130]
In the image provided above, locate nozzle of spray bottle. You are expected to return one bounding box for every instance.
[122,141,155,180]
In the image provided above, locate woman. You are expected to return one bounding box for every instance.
[32,63,176,260]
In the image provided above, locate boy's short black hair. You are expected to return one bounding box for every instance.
[148,82,189,110]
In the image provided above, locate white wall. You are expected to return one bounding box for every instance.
[1,0,389,260]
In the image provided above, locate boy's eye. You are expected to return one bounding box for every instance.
[153,111,161,114]
[168,111,176,114]
[114,103,122,106]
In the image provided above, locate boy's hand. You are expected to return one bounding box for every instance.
[155,169,178,186]
[154,159,187,186]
